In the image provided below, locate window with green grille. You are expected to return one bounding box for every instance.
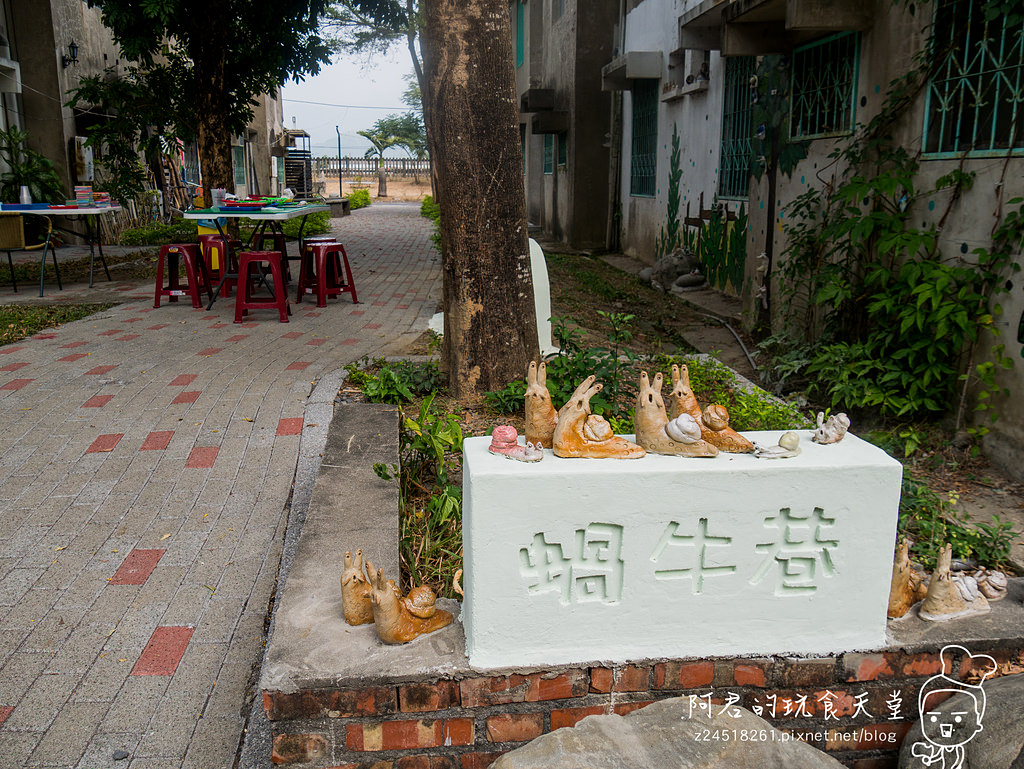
[924,0,1024,156]
[232,146,246,187]
[543,134,554,174]
[557,132,568,167]
[630,79,658,197]
[516,0,525,68]
[790,32,859,139]
[720,56,755,199]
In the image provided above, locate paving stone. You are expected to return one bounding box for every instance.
[26,701,108,766]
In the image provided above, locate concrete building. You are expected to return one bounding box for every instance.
[0,0,284,206]
[609,0,1024,480]
[512,0,619,251]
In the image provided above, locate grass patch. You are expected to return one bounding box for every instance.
[0,303,114,345]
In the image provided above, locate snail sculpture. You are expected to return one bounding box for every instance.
[552,376,645,459]
[919,544,990,622]
[667,364,754,453]
[634,371,718,457]
[887,539,927,619]
[752,431,801,459]
[488,425,543,463]
[525,361,558,449]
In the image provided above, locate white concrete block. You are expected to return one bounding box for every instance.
[462,431,903,669]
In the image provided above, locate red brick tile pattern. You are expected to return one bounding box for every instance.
[276,418,303,436]
[110,549,165,585]
[131,626,194,675]
[140,431,174,451]
[82,395,114,408]
[172,391,201,405]
[186,447,218,468]
[1,378,32,390]
[86,434,123,453]
[168,374,197,386]
[85,365,117,375]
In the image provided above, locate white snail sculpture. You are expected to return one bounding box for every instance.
[752,431,802,459]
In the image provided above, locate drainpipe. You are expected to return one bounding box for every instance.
[606,0,627,252]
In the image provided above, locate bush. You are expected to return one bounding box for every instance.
[118,219,198,246]
[348,189,371,210]
[281,210,331,239]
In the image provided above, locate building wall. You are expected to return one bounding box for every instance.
[739,0,1024,481]
[618,0,741,265]
[515,0,616,250]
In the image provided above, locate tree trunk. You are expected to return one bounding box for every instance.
[421,0,538,402]
[188,12,234,195]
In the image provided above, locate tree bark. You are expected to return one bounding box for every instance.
[188,8,234,194]
[421,0,538,402]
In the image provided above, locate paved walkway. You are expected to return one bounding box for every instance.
[0,203,441,769]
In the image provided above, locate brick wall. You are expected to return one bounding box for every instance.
[263,642,1024,768]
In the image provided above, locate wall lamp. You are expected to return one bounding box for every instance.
[61,40,79,69]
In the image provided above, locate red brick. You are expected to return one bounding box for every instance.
[131,626,193,675]
[277,418,303,436]
[780,658,836,688]
[613,700,655,716]
[734,661,768,687]
[116,334,141,342]
[307,338,326,346]
[85,365,116,375]
[341,338,360,345]
[197,347,223,356]
[844,653,895,682]
[61,341,88,348]
[82,394,113,407]
[0,706,12,726]
[550,705,605,730]
[271,733,327,764]
[98,329,119,336]
[59,353,89,362]
[590,665,649,693]
[653,661,714,690]
[186,446,218,468]
[1,378,33,390]
[898,652,942,678]
[225,335,249,342]
[172,390,201,405]
[397,756,456,769]
[86,433,123,454]
[961,648,1016,683]
[460,671,587,707]
[281,331,303,339]
[398,681,459,712]
[812,688,858,718]
[286,361,311,371]
[485,713,544,743]
[0,362,29,371]
[460,753,505,769]
[168,374,197,387]
[141,431,174,451]
[349,718,473,752]
[266,687,397,721]
[0,346,25,354]
[110,549,165,586]
[146,324,169,330]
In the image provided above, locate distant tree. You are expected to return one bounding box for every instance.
[80,0,332,194]
[358,113,426,160]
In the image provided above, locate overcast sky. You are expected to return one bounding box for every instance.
[280,46,416,160]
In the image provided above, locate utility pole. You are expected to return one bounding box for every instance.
[336,125,342,196]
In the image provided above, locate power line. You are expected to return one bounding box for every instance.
[282,98,406,110]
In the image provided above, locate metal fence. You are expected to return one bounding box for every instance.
[313,157,431,177]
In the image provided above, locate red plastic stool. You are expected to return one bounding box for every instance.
[295,242,358,307]
[154,244,212,309]
[253,232,293,281]
[234,251,291,323]
[199,234,240,297]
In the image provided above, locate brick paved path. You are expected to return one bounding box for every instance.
[0,203,440,768]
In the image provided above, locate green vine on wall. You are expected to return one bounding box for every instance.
[654,124,683,259]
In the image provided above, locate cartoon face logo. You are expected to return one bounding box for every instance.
[920,689,984,748]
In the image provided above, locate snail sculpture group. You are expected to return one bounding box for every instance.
[502,361,848,462]
[341,549,453,644]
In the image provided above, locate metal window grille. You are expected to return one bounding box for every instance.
[630,79,658,197]
[232,146,246,187]
[516,0,525,68]
[720,56,755,199]
[557,132,568,167]
[543,134,554,174]
[790,32,859,139]
[924,0,1024,156]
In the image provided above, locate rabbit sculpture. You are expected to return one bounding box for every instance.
[340,549,375,626]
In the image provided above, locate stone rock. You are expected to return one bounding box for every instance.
[899,673,1024,769]
[649,247,704,292]
[491,697,844,769]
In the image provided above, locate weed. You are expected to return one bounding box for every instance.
[1,304,114,346]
